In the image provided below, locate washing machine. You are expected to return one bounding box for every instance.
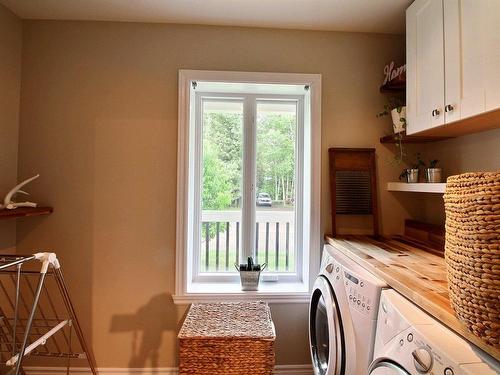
[369,289,500,374]
[309,243,387,375]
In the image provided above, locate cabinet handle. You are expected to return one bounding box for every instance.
[445,104,454,112]
[432,109,441,117]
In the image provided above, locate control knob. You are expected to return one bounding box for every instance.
[412,347,433,374]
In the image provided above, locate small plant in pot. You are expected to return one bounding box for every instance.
[424,159,443,183]
[235,257,267,291]
[399,153,425,183]
[377,97,407,163]
[377,96,407,134]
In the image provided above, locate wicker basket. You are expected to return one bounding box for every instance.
[178,301,276,374]
[444,172,500,349]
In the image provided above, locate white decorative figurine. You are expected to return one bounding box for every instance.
[0,174,40,210]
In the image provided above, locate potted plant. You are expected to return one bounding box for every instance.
[424,159,443,183]
[377,97,407,134]
[399,153,425,183]
[377,97,407,164]
[235,257,267,291]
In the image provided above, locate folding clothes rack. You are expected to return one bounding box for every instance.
[0,253,97,375]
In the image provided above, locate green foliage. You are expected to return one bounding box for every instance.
[392,133,406,165]
[412,153,426,169]
[201,113,241,239]
[399,152,426,179]
[377,96,407,165]
[202,145,232,239]
[376,96,406,118]
[204,112,243,200]
[201,109,296,239]
[428,159,439,168]
[256,113,295,203]
[202,145,232,210]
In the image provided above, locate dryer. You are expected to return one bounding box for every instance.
[309,243,387,375]
[370,289,500,375]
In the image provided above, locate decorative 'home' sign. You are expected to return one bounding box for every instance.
[383,61,406,85]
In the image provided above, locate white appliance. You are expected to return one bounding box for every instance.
[370,289,500,375]
[309,243,387,375]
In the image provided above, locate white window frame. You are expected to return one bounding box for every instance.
[174,70,321,304]
[193,93,304,284]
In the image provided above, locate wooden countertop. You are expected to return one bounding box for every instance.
[325,234,500,361]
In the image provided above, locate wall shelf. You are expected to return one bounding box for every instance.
[380,133,452,144]
[0,207,53,220]
[379,82,405,94]
[387,182,445,194]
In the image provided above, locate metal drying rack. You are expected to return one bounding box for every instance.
[0,253,97,374]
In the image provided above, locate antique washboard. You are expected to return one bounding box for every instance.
[329,148,379,237]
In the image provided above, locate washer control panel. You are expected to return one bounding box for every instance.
[374,290,500,375]
[342,269,373,316]
[381,326,496,375]
[323,257,343,285]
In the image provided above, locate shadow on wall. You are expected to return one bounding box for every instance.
[110,293,180,369]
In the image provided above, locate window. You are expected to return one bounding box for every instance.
[175,71,321,302]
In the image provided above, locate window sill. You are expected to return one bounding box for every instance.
[173,282,310,304]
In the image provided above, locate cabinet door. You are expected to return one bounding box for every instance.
[445,0,500,121]
[406,0,445,135]
[483,1,500,112]
[443,0,462,123]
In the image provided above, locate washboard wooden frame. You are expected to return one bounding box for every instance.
[328,148,379,237]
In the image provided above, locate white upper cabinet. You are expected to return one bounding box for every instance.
[406,0,500,135]
[442,0,462,124]
[406,0,445,134]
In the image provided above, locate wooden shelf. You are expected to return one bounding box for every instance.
[380,133,452,144]
[0,207,53,220]
[387,182,446,193]
[379,82,405,94]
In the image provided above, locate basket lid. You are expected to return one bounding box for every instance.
[178,301,275,339]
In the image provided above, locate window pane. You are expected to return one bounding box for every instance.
[200,100,243,272]
[256,101,297,273]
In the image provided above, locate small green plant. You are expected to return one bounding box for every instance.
[428,159,439,168]
[412,153,426,169]
[399,153,425,180]
[376,96,406,118]
[399,169,409,181]
[392,132,406,164]
[377,96,407,164]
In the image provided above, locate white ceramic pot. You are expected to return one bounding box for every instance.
[391,106,406,134]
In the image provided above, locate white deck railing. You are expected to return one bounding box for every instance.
[200,210,295,272]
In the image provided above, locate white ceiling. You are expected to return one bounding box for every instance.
[1,0,412,34]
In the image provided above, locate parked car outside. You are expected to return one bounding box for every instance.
[256,193,272,207]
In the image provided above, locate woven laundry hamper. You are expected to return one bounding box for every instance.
[178,301,276,375]
[444,172,500,349]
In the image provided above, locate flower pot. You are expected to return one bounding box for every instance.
[391,106,406,134]
[425,168,442,183]
[235,262,267,291]
[404,168,419,183]
[239,270,261,291]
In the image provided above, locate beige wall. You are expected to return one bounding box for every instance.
[16,20,415,367]
[419,128,500,225]
[0,4,22,253]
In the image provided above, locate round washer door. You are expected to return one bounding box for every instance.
[369,359,410,375]
[309,276,345,375]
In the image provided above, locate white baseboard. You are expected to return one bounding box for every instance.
[24,364,313,375]
[274,364,313,374]
[24,368,178,375]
